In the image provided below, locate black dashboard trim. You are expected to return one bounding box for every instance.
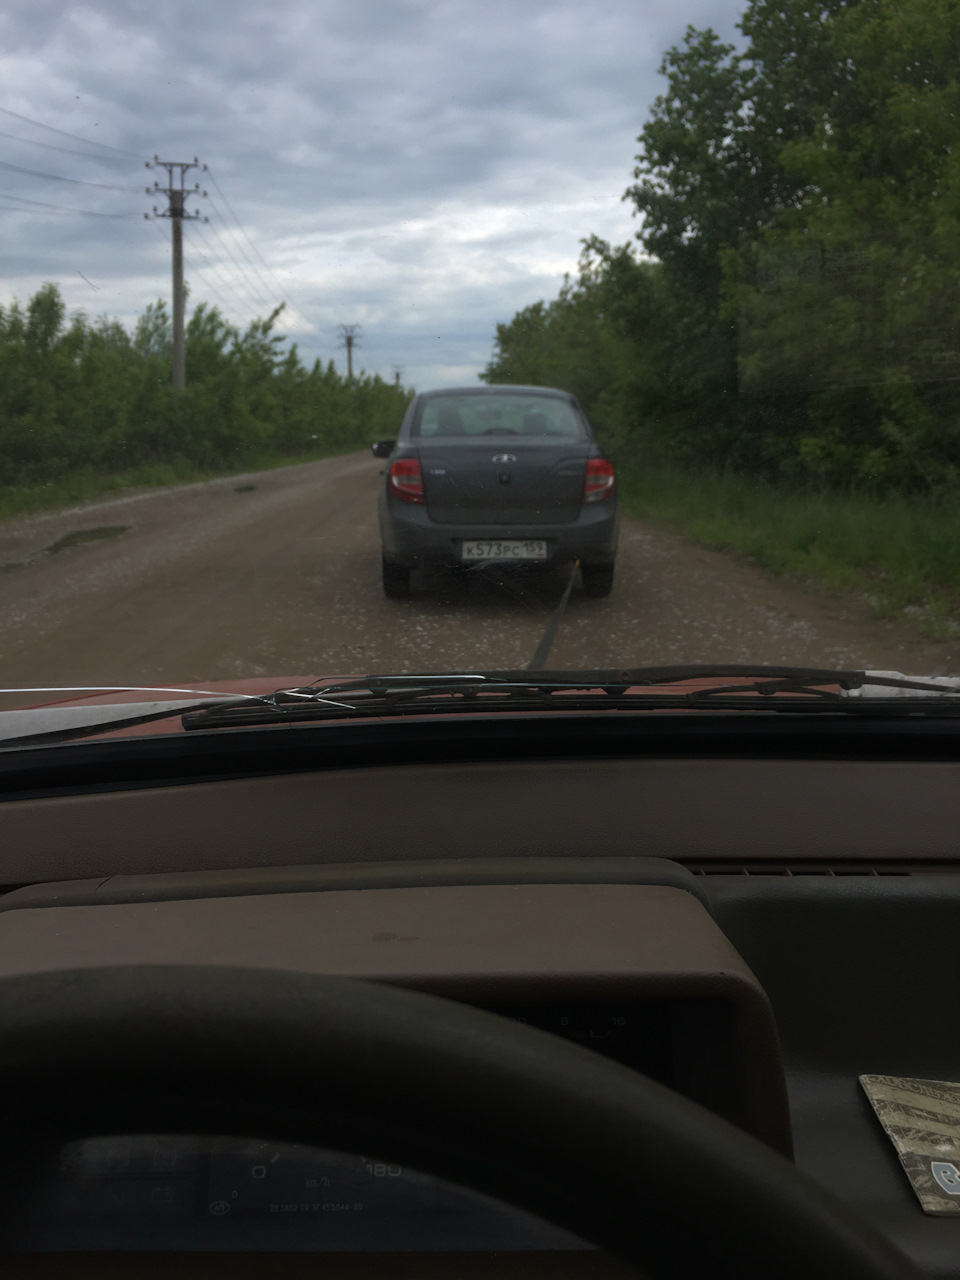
[3,712,960,801]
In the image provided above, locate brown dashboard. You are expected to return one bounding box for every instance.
[0,755,959,881]
[0,744,959,1276]
[0,879,788,1275]
[0,881,792,1156]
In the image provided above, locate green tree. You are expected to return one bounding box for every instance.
[729,0,960,488]
[488,0,960,491]
[0,284,413,489]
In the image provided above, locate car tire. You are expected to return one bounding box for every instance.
[382,556,411,598]
[580,562,614,598]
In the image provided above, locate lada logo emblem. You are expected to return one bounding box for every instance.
[491,454,516,464]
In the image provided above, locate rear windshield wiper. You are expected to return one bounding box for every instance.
[180,665,960,731]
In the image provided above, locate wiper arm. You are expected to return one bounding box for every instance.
[181,665,960,731]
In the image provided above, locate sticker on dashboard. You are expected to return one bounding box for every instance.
[860,1074,960,1214]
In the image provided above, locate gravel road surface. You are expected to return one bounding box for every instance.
[0,450,955,692]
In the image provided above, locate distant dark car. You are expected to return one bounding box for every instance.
[374,385,619,597]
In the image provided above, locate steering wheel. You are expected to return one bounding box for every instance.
[0,966,917,1278]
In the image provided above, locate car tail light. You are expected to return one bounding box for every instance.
[389,458,425,503]
[583,457,616,503]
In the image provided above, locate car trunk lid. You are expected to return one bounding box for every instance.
[418,442,589,525]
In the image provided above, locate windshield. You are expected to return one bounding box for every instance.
[1,0,958,721]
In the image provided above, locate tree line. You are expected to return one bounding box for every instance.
[483,0,960,495]
[0,283,412,488]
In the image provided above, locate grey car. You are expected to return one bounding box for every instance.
[374,385,619,598]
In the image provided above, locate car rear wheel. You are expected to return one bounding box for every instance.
[382,556,411,598]
[580,562,614,597]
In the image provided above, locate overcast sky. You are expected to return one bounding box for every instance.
[0,0,744,388]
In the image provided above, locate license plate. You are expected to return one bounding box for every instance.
[461,539,548,561]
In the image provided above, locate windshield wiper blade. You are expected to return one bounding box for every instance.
[305,665,960,697]
[180,665,960,731]
[3,666,954,748]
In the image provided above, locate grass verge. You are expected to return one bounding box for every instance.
[0,442,367,524]
[617,462,960,640]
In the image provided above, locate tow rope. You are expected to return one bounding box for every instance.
[527,560,579,670]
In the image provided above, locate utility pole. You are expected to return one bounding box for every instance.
[338,323,361,381]
[145,157,207,390]
[392,365,404,387]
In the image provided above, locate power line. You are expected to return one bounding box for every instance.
[152,201,271,326]
[0,127,139,164]
[194,219,273,312]
[197,215,272,307]
[190,225,265,322]
[204,168,324,341]
[144,215,293,340]
[0,113,323,342]
[0,105,147,159]
[204,192,278,306]
[0,136,321,355]
[198,245,320,347]
[140,215,249,331]
[206,171,283,296]
[204,170,319,338]
[0,157,140,191]
[143,217,293,341]
[194,212,321,344]
[182,248,248,330]
[0,189,137,218]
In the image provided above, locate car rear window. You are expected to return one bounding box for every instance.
[412,395,585,440]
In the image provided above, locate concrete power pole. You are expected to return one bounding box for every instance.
[146,157,208,390]
[338,323,361,381]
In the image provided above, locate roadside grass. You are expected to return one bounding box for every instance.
[0,441,369,525]
[617,462,960,639]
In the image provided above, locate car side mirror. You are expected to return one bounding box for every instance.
[371,441,395,458]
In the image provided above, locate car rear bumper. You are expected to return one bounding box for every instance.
[379,498,619,568]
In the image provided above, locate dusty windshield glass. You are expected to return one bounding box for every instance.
[0,0,958,721]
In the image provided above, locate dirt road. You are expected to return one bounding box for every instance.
[0,451,956,692]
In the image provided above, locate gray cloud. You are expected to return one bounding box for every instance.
[0,0,745,387]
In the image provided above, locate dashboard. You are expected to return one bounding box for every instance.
[7,982,774,1255]
[2,719,960,1275]
[15,1135,585,1253]
[0,876,791,1270]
